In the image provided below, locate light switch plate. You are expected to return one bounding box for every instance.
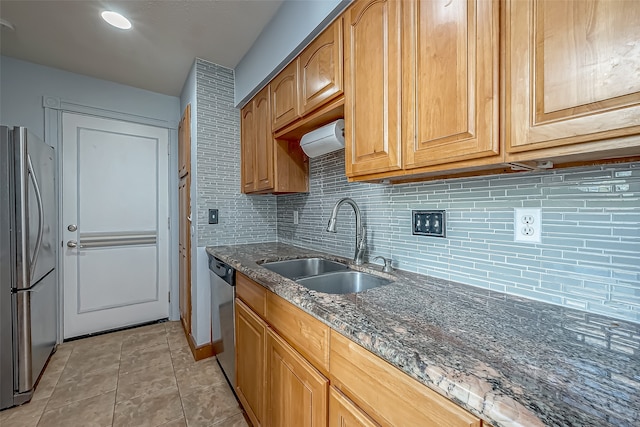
[209,209,219,224]
[412,210,446,237]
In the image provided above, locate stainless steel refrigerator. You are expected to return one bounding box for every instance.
[1,126,58,410]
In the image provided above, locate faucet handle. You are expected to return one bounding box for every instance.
[358,226,367,249]
[373,256,393,273]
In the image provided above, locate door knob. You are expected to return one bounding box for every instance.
[67,240,78,248]
[67,224,77,232]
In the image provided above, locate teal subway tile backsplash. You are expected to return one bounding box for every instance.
[276,151,640,323]
[196,60,276,246]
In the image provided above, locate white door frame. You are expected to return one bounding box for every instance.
[43,96,179,343]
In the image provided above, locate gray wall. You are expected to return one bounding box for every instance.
[234,0,350,106]
[277,151,640,324]
[0,56,178,141]
[0,56,181,334]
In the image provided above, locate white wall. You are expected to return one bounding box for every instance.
[234,0,351,106]
[0,56,181,331]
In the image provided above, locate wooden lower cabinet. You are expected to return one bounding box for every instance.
[266,329,328,427]
[330,331,481,427]
[267,292,330,375]
[234,275,483,427]
[237,272,267,317]
[235,299,266,427]
[329,387,379,427]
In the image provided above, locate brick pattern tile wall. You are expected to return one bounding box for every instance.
[196,59,276,246]
[277,152,640,323]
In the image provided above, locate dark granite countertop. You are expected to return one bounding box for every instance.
[206,242,640,427]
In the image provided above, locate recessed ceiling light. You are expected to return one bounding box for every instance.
[101,11,132,30]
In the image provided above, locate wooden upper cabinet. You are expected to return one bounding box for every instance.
[299,18,344,117]
[241,101,256,193]
[254,87,274,191]
[344,0,403,177]
[505,0,640,161]
[271,60,301,132]
[241,85,309,194]
[403,0,500,169]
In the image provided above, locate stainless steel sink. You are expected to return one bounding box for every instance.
[261,258,349,280]
[296,271,392,294]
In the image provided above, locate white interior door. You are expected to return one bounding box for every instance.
[62,112,170,339]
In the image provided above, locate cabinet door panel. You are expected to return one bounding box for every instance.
[241,102,256,193]
[403,0,499,168]
[299,19,344,116]
[266,329,328,427]
[271,60,300,131]
[344,0,402,177]
[178,175,190,334]
[505,0,640,156]
[236,300,266,427]
[255,87,274,191]
[178,104,191,178]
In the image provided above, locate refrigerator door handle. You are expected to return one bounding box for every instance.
[27,154,44,280]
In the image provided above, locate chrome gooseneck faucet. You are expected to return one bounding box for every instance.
[326,197,366,265]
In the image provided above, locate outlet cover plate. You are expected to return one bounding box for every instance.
[514,208,541,243]
[412,210,446,238]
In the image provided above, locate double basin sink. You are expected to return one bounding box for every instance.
[261,258,391,294]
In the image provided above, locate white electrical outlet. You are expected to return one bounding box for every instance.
[293,210,299,225]
[514,208,542,243]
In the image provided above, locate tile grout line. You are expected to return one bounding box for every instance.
[36,344,73,426]
[111,340,123,427]
[168,323,190,426]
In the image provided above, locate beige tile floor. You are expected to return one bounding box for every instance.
[0,321,249,427]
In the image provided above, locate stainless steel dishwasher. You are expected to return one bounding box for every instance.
[208,254,235,388]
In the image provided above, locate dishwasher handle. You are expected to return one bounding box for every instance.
[210,256,235,285]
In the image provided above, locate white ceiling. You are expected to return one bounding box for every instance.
[0,0,285,97]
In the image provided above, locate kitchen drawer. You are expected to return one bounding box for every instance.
[329,386,380,427]
[267,292,330,375]
[236,272,267,319]
[330,331,481,427]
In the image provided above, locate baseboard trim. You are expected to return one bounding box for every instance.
[212,339,224,355]
[184,329,214,361]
